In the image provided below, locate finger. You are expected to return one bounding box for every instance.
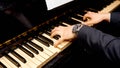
[50,30,60,38]
[83,14,88,21]
[82,21,93,26]
[87,11,93,14]
[84,14,91,20]
[54,38,64,47]
[83,11,93,20]
[51,27,59,33]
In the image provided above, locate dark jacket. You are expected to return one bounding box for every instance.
[77,12,120,62]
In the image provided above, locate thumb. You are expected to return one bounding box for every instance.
[54,38,64,47]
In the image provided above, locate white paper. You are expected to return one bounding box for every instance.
[45,0,73,10]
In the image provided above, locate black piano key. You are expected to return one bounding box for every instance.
[45,30,59,40]
[19,46,34,58]
[11,51,26,63]
[0,62,7,68]
[38,34,54,45]
[5,54,20,67]
[44,30,51,35]
[54,35,60,40]
[28,41,44,52]
[34,36,50,47]
[24,43,39,54]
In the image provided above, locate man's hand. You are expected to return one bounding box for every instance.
[50,25,76,47]
[82,11,110,26]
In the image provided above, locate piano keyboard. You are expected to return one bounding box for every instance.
[99,0,120,13]
[0,21,73,68]
[1,0,120,68]
[69,0,120,23]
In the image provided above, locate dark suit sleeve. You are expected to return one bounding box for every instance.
[77,25,120,62]
[110,12,120,25]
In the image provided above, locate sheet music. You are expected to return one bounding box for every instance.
[45,0,73,10]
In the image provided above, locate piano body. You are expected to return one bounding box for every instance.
[0,0,120,68]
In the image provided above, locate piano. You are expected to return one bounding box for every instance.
[0,0,120,68]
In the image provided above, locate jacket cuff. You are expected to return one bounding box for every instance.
[110,12,120,25]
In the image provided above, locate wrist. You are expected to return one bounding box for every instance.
[72,24,83,35]
[102,13,110,22]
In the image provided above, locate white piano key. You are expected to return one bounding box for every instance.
[1,56,17,68]
[42,33,71,51]
[27,41,58,67]
[71,17,84,23]
[62,22,71,26]
[15,48,38,68]
[46,44,60,52]
[21,45,42,64]
[0,57,12,68]
[22,45,45,63]
[42,33,59,45]
[37,36,60,52]
[31,39,53,56]
[31,39,60,67]
[33,38,59,53]
[0,61,7,68]
[42,33,56,44]
[8,53,31,68]
[99,0,120,13]
[27,42,50,59]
